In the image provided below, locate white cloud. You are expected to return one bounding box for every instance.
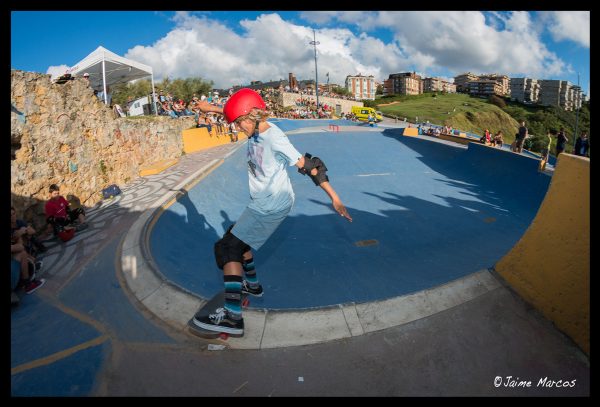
[46,65,70,80]
[124,12,407,88]
[344,11,570,79]
[542,11,590,48]
[44,11,579,90]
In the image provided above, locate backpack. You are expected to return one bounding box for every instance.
[102,184,122,200]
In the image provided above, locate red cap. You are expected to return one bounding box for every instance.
[223,88,266,123]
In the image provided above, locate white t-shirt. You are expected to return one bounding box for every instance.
[245,122,303,214]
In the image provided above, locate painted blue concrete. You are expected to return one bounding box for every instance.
[11,235,176,397]
[11,343,108,396]
[150,128,551,309]
[268,118,361,132]
[58,235,177,343]
[11,294,102,368]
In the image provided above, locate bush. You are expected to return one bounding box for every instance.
[488,95,506,109]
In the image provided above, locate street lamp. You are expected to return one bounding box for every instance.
[309,28,320,110]
[574,72,580,152]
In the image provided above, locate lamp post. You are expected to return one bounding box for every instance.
[309,28,320,110]
[574,72,580,153]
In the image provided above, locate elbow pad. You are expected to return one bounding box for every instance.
[298,153,329,186]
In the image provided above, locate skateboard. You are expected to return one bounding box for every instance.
[188,291,249,340]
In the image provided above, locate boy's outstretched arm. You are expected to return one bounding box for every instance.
[296,155,353,222]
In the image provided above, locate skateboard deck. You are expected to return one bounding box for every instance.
[188,291,249,339]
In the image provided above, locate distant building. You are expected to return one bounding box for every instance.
[467,79,503,97]
[454,72,479,93]
[480,74,510,96]
[423,77,456,93]
[384,72,423,95]
[510,78,540,103]
[345,74,376,100]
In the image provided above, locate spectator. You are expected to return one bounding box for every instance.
[480,129,491,144]
[44,184,86,236]
[11,240,45,295]
[573,131,589,157]
[514,121,528,153]
[11,206,47,256]
[493,130,504,147]
[11,211,45,295]
[556,127,568,156]
[540,131,552,171]
[229,121,239,142]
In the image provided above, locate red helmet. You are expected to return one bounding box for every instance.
[223,88,266,123]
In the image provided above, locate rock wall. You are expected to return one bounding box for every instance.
[11,70,195,229]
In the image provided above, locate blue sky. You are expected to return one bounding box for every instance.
[11,11,590,96]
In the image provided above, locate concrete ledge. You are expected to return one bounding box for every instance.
[139,158,179,177]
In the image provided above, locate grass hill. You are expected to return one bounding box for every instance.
[375,93,520,143]
[371,93,590,154]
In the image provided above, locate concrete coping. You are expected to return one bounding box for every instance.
[119,131,503,350]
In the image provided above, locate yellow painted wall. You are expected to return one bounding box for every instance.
[402,127,419,137]
[139,158,179,177]
[494,154,590,354]
[437,133,472,145]
[182,127,248,154]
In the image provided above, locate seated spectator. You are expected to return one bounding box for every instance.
[480,129,491,144]
[11,235,45,295]
[44,184,86,237]
[493,131,504,147]
[229,122,239,143]
[11,206,47,256]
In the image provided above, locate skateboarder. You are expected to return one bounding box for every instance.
[192,89,352,336]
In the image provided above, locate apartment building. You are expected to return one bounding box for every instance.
[454,72,479,93]
[510,78,540,103]
[443,81,457,93]
[384,72,423,95]
[538,79,563,108]
[423,77,457,93]
[480,74,510,96]
[345,74,376,100]
[467,79,504,97]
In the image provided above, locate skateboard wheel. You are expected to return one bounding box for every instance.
[242,298,250,307]
[219,333,229,340]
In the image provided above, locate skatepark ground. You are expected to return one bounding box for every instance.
[11,118,589,396]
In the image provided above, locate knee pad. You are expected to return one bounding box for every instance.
[214,231,250,270]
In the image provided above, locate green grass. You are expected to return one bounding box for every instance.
[376,93,520,142]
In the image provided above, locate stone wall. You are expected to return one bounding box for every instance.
[278,92,363,115]
[11,70,195,229]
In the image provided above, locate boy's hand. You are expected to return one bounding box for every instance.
[333,199,352,222]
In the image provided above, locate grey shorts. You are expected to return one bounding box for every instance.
[231,205,292,251]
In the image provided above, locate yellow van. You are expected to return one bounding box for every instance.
[351,106,383,122]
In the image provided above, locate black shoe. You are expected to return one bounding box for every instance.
[192,307,244,335]
[242,280,264,297]
[35,243,48,253]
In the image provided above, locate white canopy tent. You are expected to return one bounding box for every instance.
[69,46,158,115]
